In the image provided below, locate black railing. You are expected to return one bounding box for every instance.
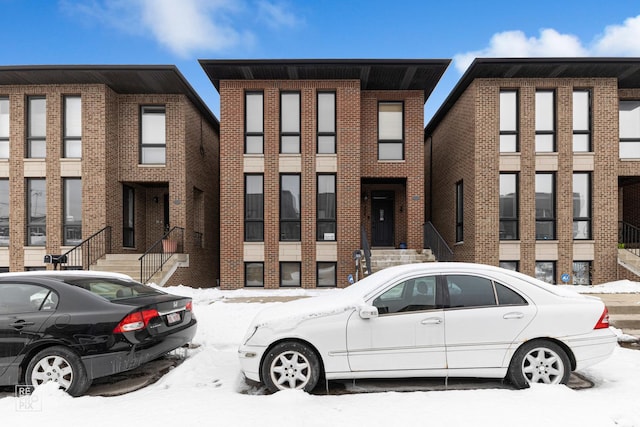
[619,221,640,257]
[139,227,184,284]
[423,221,454,262]
[59,226,112,270]
[360,225,372,276]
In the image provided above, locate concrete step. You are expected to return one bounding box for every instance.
[609,314,640,330]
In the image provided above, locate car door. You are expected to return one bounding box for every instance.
[0,283,58,380]
[443,274,536,370]
[346,275,446,372]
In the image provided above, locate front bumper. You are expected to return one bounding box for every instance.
[81,321,197,380]
[238,344,267,383]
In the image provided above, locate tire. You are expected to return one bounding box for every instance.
[507,340,571,389]
[261,341,321,393]
[25,346,91,397]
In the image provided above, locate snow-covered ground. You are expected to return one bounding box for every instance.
[2,281,640,427]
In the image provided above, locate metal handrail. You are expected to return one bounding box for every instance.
[59,226,112,270]
[619,221,640,257]
[139,226,184,284]
[423,221,454,262]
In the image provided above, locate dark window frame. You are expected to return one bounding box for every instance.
[0,97,9,159]
[573,89,592,152]
[280,262,301,287]
[317,91,336,154]
[535,261,556,285]
[245,91,264,154]
[316,173,336,241]
[535,173,556,240]
[377,101,404,161]
[280,91,301,154]
[280,173,301,241]
[499,261,519,272]
[26,96,46,159]
[26,178,46,246]
[63,178,82,246]
[139,105,166,165]
[0,178,8,247]
[573,172,592,240]
[123,185,135,248]
[244,174,264,242]
[499,173,519,240]
[63,95,82,159]
[499,89,519,152]
[316,262,337,287]
[535,89,556,152]
[455,180,463,243]
[245,262,265,288]
[619,99,640,159]
[572,261,592,286]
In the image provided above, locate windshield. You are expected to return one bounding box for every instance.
[63,277,165,301]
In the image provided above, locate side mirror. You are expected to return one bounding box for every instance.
[359,305,378,319]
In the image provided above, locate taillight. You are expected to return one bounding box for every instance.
[594,307,610,329]
[113,309,159,333]
[185,301,193,311]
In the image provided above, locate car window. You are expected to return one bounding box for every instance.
[446,275,496,308]
[62,277,164,301]
[495,282,527,305]
[373,276,438,315]
[0,283,58,314]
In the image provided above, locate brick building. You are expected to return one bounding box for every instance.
[425,58,640,285]
[0,66,220,286]
[200,59,449,289]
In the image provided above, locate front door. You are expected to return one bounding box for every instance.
[371,192,394,246]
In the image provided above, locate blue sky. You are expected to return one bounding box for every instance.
[2,0,640,122]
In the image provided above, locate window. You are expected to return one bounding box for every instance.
[317,262,337,287]
[446,275,496,308]
[499,261,518,271]
[535,90,555,152]
[0,97,8,158]
[64,96,82,158]
[140,106,166,164]
[0,179,8,247]
[245,174,264,242]
[317,91,336,154]
[378,102,403,160]
[280,174,300,241]
[535,261,556,284]
[573,90,591,152]
[373,276,438,315]
[280,92,300,153]
[455,180,463,242]
[123,185,134,248]
[573,261,591,285]
[64,179,82,246]
[245,262,264,287]
[245,92,263,154]
[193,187,204,248]
[27,178,46,246]
[495,282,527,305]
[0,284,58,314]
[535,173,555,240]
[499,173,518,240]
[619,100,640,159]
[27,96,46,158]
[317,174,336,241]
[280,262,301,287]
[573,173,591,239]
[500,90,518,152]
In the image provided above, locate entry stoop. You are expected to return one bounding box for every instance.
[90,253,188,286]
[368,249,436,274]
[587,293,640,339]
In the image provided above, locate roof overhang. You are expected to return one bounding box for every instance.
[425,57,640,135]
[199,59,451,101]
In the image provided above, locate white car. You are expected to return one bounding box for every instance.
[238,263,616,392]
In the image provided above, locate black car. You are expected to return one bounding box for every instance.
[0,271,197,396]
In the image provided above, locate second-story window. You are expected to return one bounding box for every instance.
[378,101,403,160]
[27,96,46,158]
[280,174,300,241]
[535,173,555,240]
[499,90,518,152]
[245,174,264,242]
[573,173,591,240]
[0,98,8,158]
[619,100,640,159]
[140,106,166,164]
[499,173,519,240]
[0,179,8,247]
[64,96,82,158]
[64,178,82,245]
[317,92,336,154]
[317,174,336,241]
[535,90,555,152]
[245,91,263,154]
[573,90,591,152]
[280,92,300,153]
[27,178,46,246]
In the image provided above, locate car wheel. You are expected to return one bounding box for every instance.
[25,346,91,397]
[261,341,320,393]
[507,340,571,389]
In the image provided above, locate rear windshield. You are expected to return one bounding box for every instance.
[63,277,165,301]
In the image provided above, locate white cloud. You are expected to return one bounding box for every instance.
[257,1,301,29]
[454,15,640,73]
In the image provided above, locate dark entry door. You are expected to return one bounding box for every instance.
[372,193,394,246]
[123,185,135,248]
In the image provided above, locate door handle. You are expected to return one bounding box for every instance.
[503,312,524,320]
[9,320,35,328]
[421,318,443,325]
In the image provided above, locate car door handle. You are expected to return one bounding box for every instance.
[9,320,35,328]
[503,312,524,320]
[421,318,443,325]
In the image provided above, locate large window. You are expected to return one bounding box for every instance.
[499,261,518,272]
[573,90,591,152]
[27,178,46,246]
[317,91,336,154]
[0,97,8,158]
[535,90,555,152]
[499,90,518,152]
[245,174,264,242]
[280,174,300,241]
[455,180,463,242]
[619,100,640,159]
[245,262,264,287]
[317,174,336,241]
[317,262,337,287]
[499,173,518,240]
[573,173,591,240]
[280,262,301,287]
[280,92,300,154]
[535,261,556,285]
[245,92,264,154]
[535,173,555,240]
[378,102,403,160]
[573,261,591,285]
[64,96,82,158]
[64,179,82,246]
[27,97,46,158]
[140,106,166,164]
[0,179,8,247]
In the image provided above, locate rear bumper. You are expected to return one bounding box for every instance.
[81,321,197,380]
[565,328,617,370]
